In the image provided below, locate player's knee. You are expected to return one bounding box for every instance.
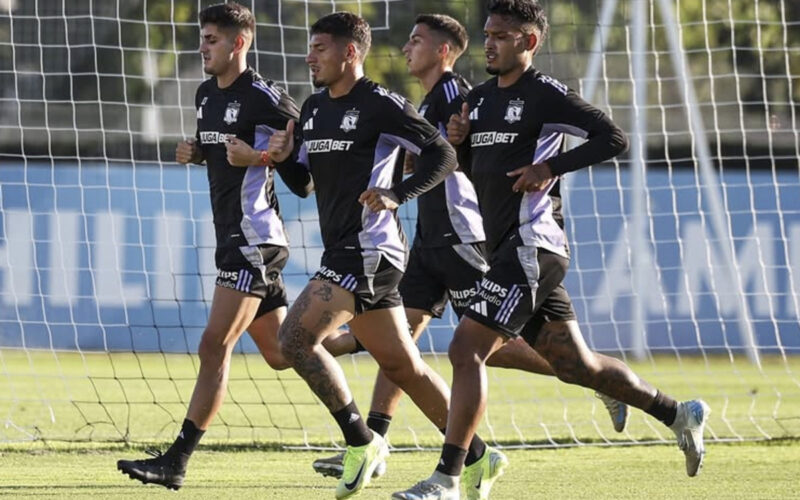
[551,355,600,386]
[447,334,482,371]
[381,360,422,387]
[197,332,229,368]
[261,349,292,371]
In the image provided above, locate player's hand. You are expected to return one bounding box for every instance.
[175,138,201,164]
[446,102,470,146]
[358,188,400,212]
[403,151,416,174]
[268,120,295,163]
[225,137,258,166]
[507,162,554,192]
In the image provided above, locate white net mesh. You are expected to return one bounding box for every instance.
[1,0,798,447]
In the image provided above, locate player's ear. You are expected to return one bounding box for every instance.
[438,42,450,61]
[525,32,539,53]
[345,41,358,64]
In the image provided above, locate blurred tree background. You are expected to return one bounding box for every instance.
[0,0,797,166]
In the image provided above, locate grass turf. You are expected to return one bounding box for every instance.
[1,442,798,499]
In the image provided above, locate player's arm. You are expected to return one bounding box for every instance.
[542,89,628,176]
[267,97,314,198]
[272,120,314,198]
[360,98,456,212]
[508,84,629,192]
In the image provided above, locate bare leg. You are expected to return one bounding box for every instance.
[444,317,506,450]
[351,307,450,428]
[368,308,432,416]
[532,320,657,409]
[486,337,555,375]
[278,281,356,411]
[248,306,289,370]
[186,286,263,429]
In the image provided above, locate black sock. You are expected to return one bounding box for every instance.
[332,400,373,447]
[464,435,487,467]
[352,338,367,354]
[435,443,467,477]
[367,411,392,437]
[166,419,205,468]
[645,390,679,426]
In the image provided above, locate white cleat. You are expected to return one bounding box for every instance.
[670,399,711,477]
[393,472,459,500]
[596,392,629,433]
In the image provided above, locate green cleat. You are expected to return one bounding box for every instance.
[334,431,389,499]
[313,450,387,479]
[461,446,509,500]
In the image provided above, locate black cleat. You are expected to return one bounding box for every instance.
[117,449,186,490]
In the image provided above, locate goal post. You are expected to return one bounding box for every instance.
[1,0,799,448]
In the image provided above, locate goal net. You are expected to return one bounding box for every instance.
[1,0,798,449]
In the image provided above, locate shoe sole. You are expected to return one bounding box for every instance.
[313,462,386,480]
[683,400,710,477]
[117,461,182,491]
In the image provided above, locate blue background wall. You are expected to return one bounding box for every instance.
[1,163,799,355]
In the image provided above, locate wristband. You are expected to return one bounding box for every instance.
[259,150,274,167]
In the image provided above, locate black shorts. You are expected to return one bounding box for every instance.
[215,244,289,318]
[399,242,488,318]
[463,235,576,340]
[311,250,403,314]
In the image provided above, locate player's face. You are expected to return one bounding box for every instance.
[199,24,236,75]
[306,33,348,88]
[483,14,534,76]
[402,23,441,77]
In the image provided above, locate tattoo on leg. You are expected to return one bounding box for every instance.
[313,283,333,302]
[535,323,656,408]
[280,287,350,409]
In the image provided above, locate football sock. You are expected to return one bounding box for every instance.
[332,400,373,447]
[435,443,467,477]
[645,390,679,426]
[438,427,486,467]
[166,419,204,468]
[366,411,392,437]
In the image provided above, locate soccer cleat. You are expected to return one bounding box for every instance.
[669,399,711,477]
[461,446,509,500]
[334,431,389,499]
[392,477,459,500]
[116,449,186,490]
[596,392,629,433]
[312,451,387,479]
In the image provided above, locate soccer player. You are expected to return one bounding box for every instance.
[311,13,628,492]
[115,3,345,490]
[394,1,710,498]
[266,12,498,500]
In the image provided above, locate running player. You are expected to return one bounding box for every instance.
[395,2,709,499]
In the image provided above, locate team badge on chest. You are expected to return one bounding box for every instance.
[224,101,241,125]
[340,108,360,132]
[504,99,524,124]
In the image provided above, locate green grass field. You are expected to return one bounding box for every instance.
[1,442,798,498]
[1,350,799,498]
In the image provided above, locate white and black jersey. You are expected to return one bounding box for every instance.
[195,67,301,249]
[291,77,455,272]
[465,67,628,257]
[414,72,484,248]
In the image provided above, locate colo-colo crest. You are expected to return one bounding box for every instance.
[340,108,360,132]
[224,101,241,125]
[504,99,524,124]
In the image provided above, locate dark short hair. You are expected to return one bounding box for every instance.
[415,14,468,59]
[199,2,255,36]
[310,12,372,59]
[488,0,549,51]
